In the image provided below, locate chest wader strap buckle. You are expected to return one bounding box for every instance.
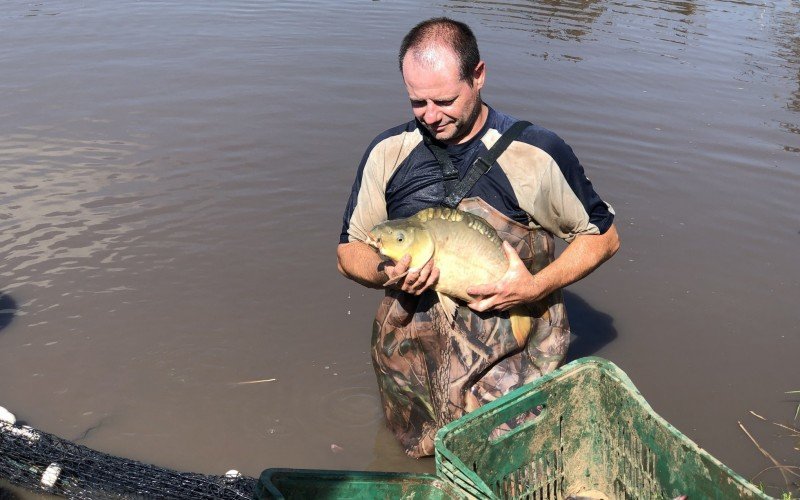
[425,120,532,209]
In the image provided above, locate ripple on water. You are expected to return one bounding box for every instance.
[318,387,384,428]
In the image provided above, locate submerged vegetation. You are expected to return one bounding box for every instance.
[790,390,800,422]
[741,390,800,498]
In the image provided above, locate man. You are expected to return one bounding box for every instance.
[337,17,619,457]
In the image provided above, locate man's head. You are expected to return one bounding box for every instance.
[399,18,486,145]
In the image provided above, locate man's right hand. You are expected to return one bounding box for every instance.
[380,254,439,296]
[337,241,439,294]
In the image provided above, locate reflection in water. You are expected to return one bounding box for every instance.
[0,134,149,306]
[774,4,800,151]
[0,3,60,20]
[437,0,708,64]
[444,0,606,42]
[443,0,701,45]
[443,0,800,157]
[0,131,228,324]
[782,123,800,153]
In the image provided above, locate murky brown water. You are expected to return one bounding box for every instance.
[1,0,798,497]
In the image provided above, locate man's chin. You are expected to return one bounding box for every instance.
[431,127,456,142]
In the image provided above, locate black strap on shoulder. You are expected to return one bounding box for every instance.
[423,134,460,196]
[434,120,531,208]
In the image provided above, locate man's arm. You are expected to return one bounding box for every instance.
[337,241,390,289]
[466,223,620,311]
[337,241,440,295]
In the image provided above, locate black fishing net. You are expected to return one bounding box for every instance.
[0,418,256,499]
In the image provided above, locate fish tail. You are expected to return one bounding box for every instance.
[510,307,531,347]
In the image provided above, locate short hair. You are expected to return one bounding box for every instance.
[398,17,480,83]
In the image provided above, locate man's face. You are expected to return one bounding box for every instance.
[402,47,485,145]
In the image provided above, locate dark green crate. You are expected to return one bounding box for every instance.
[435,357,769,499]
[254,468,466,499]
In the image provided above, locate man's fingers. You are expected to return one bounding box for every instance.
[394,254,412,273]
[398,266,421,293]
[468,297,493,312]
[466,284,494,297]
[416,264,430,283]
[502,241,525,269]
[409,265,430,293]
[399,260,439,295]
[415,265,439,294]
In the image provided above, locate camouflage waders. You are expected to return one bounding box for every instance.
[371,197,570,457]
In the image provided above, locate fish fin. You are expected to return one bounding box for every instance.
[364,233,379,250]
[510,306,532,348]
[382,270,409,287]
[436,292,459,327]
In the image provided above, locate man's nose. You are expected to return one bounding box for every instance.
[423,103,441,125]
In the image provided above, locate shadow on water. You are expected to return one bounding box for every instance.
[0,292,17,334]
[563,290,617,362]
[0,294,23,500]
[0,478,57,500]
[0,483,21,500]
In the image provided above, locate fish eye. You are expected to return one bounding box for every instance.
[396,231,405,243]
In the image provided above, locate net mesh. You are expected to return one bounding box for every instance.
[0,420,256,499]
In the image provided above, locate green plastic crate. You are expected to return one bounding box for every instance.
[254,468,466,499]
[435,357,769,499]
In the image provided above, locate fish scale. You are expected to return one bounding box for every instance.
[416,207,503,248]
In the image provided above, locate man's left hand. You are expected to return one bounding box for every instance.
[466,241,542,312]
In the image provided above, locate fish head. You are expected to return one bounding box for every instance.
[368,220,434,269]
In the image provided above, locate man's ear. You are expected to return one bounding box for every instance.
[472,61,486,89]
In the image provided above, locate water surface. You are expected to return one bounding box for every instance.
[1,0,798,497]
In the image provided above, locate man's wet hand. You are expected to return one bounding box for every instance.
[380,255,439,295]
[466,241,539,311]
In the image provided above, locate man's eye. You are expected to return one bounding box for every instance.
[434,99,456,106]
[410,100,425,107]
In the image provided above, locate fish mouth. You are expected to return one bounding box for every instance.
[366,233,391,259]
[365,232,381,251]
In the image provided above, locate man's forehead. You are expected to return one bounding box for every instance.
[405,44,459,73]
[402,47,463,95]
[403,68,463,100]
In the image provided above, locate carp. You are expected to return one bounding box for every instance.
[367,207,531,347]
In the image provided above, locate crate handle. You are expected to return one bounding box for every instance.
[487,403,547,444]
